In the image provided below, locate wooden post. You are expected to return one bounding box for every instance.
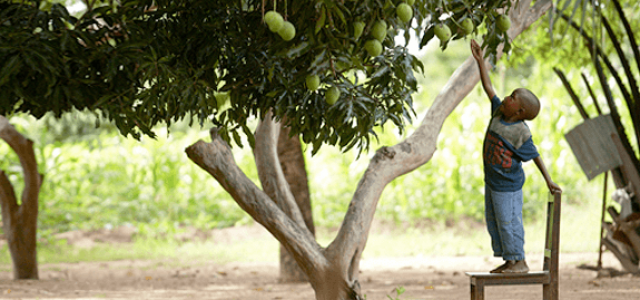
[542,191,561,300]
[598,172,609,269]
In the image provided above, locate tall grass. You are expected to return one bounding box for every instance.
[0,192,603,266]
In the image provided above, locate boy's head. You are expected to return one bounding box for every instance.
[501,88,540,121]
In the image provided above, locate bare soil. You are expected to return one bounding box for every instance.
[1,226,640,300]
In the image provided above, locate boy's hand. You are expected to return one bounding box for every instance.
[471,39,484,62]
[470,39,496,100]
[547,181,562,195]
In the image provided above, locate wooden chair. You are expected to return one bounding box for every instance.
[465,191,561,300]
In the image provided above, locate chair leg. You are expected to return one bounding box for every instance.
[543,282,558,300]
[470,283,475,300]
[471,282,484,300]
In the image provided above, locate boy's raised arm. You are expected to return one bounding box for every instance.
[471,40,496,101]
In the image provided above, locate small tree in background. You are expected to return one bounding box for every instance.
[0,116,42,280]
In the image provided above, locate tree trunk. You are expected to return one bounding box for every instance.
[277,122,314,282]
[186,1,552,298]
[0,115,42,280]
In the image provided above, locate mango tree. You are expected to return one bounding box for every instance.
[182,0,554,298]
[0,0,552,292]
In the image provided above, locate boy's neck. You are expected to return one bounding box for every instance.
[501,115,522,123]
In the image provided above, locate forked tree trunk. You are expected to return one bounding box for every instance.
[0,115,42,280]
[276,123,314,282]
[186,1,552,298]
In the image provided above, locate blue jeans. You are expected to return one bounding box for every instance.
[485,185,525,261]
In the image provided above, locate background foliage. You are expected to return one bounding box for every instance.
[0,40,611,240]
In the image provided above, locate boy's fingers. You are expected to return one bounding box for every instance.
[550,184,562,194]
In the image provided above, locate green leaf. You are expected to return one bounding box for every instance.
[242,124,255,148]
[232,129,243,148]
[286,42,310,58]
[310,49,327,70]
[331,6,347,27]
[371,65,390,78]
[315,5,326,34]
[420,25,435,48]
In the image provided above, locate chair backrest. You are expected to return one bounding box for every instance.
[543,191,562,277]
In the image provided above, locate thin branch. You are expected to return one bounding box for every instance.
[598,9,639,102]
[590,51,640,175]
[612,0,640,79]
[598,9,640,151]
[558,11,640,173]
[613,0,640,154]
[558,11,633,113]
[553,67,590,120]
[581,72,603,115]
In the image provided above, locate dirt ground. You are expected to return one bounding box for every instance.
[1,225,640,300]
[1,252,639,299]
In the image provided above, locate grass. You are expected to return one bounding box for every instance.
[0,235,279,266]
[0,197,606,268]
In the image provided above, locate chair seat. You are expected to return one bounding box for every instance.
[464,192,561,300]
[465,271,550,286]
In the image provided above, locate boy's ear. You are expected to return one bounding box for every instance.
[516,107,527,119]
[521,107,536,120]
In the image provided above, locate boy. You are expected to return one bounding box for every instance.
[471,39,562,273]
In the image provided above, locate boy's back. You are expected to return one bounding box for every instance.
[483,94,539,192]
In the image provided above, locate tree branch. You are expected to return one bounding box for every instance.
[185,129,327,283]
[554,67,590,119]
[612,0,640,78]
[599,11,640,152]
[0,116,42,222]
[254,111,314,241]
[277,118,315,235]
[558,10,640,173]
[0,171,18,230]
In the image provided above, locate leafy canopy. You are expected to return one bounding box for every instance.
[0,0,515,154]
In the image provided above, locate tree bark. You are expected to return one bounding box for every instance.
[276,122,314,282]
[0,115,43,280]
[186,1,552,298]
[186,128,331,288]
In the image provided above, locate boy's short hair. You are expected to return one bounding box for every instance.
[515,88,540,120]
